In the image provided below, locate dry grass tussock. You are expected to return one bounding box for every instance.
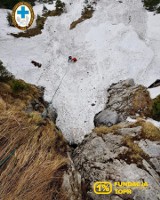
[131,86,153,117]
[94,117,160,141]
[120,135,148,167]
[94,122,130,135]
[130,119,160,141]
[70,7,94,29]
[0,80,40,107]
[0,81,69,200]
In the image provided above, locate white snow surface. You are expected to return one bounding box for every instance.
[148,86,160,99]
[147,118,160,129]
[127,117,160,129]
[0,0,160,143]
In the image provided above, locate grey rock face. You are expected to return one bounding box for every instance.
[94,109,119,127]
[138,140,160,174]
[103,79,153,122]
[62,153,82,200]
[71,79,159,200]
[41,105,57,123]
[117,126,142,137]
[73,124,160,200]
[47,104,58,123]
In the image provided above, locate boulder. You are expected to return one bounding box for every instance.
[94,109,119,127]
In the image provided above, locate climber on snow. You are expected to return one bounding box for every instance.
[68,56,72,62]
[68,56,77,63]
[72,57,77,62]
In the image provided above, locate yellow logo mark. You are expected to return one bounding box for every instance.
[94,182,112,195]
[12,2,35,30]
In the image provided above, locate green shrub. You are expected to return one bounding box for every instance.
[0,0,36,9]
[36,15,46,29]
[152,95,160,120]
[0,60,14,82]
[11,80,29,93]
[55,0,65,14]
[6,12,14,27]
[143,0,160,13]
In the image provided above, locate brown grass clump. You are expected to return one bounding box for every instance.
[43,9,61,17]
[0,80,69,200]
[131,86,153,117]
[94,123,129,135]
[95,117,160,142]
[120,136,148,167]
[29,111,44,124]
[140,121,160,141]
[0,80,43,110]
[70,7,94,29]
[123,136,144,156]
[129,119,160,141]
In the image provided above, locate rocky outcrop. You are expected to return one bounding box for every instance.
[73,122,160,200]
[62,153,82,200]
[73,79,160,200]
[47,103,58,123]
[94,79,153,126]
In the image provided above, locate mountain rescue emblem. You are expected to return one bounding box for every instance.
[12,2,34,30]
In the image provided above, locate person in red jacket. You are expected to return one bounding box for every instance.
[72,57,77,62]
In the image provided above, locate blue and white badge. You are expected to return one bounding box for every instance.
[12,2,34,30]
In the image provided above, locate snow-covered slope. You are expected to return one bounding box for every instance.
[0,0,160,143]
[148,86,160,99]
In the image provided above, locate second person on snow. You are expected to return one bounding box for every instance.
[68,56,77,63]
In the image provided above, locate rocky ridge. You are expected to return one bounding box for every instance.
[73,79,160,200]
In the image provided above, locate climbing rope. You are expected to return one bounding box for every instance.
[50,65,69,103]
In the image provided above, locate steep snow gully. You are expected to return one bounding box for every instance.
[0,0,160,143]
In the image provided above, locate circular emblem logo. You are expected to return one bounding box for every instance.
[12,2,34,30]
